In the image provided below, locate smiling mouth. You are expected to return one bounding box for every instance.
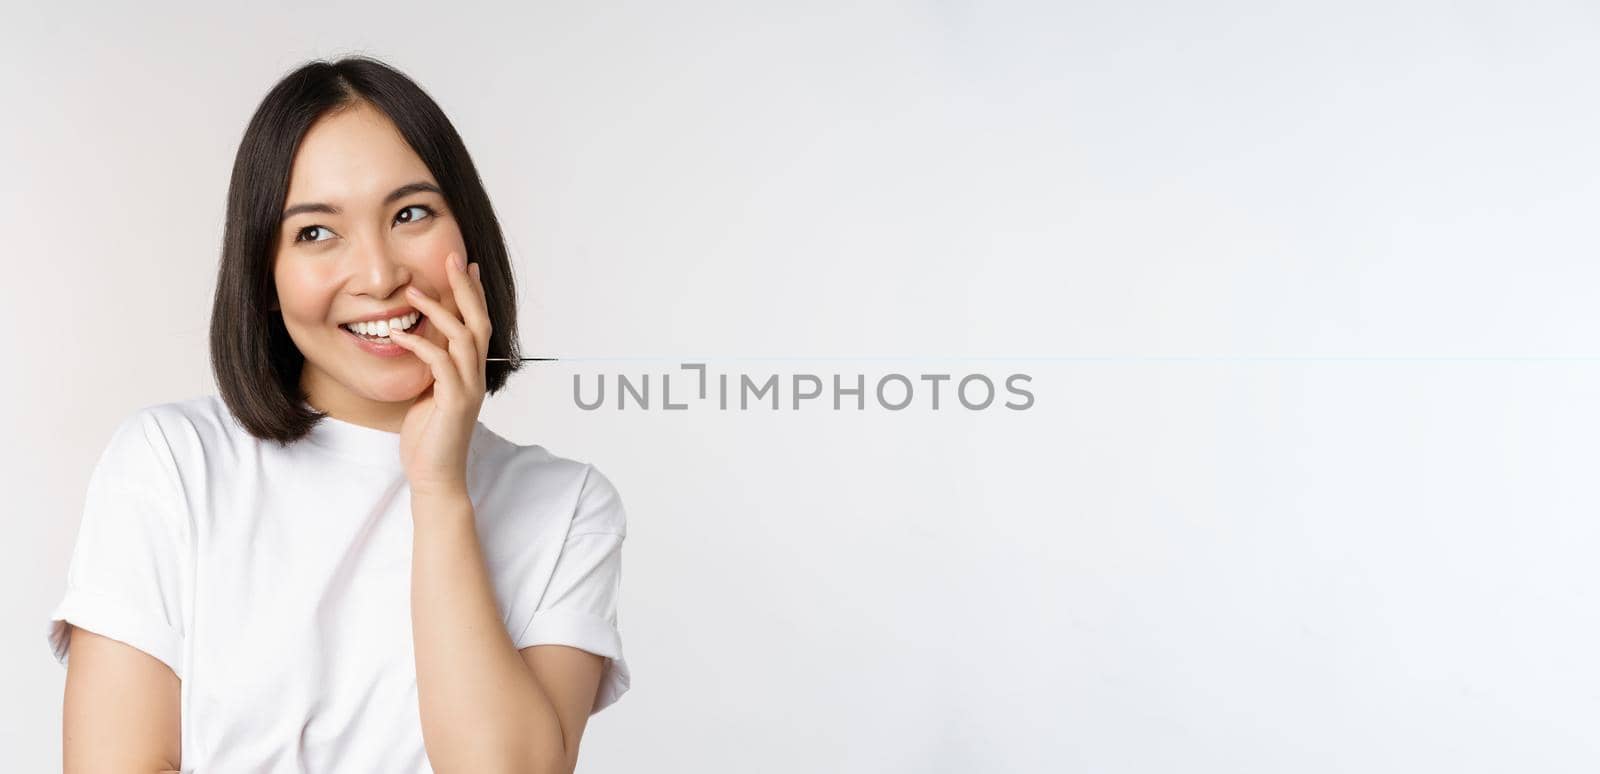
[340,313,424,343]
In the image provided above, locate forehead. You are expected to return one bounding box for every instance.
[284,104,434,206]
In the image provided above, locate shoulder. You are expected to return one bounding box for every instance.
[570,459,627,537]
[105,393,247,472]
[122,393,233,436]
[82,396,233,529]
[473,429,627,537]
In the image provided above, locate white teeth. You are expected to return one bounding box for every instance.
[343,311,419,338]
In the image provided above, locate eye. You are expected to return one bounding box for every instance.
[294,225,334,244]
[396,204,436,225]
[291,203,435,243]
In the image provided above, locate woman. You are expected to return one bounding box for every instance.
[45,55,630,773]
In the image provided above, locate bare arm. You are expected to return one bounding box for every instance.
[411,490,603,774]
[61,625,181,773]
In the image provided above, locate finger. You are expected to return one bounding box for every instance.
[386,325,464,404]
[440,251,488,389]
[468,262,491,377]
[452,254,492,367]
[406,278,480,392]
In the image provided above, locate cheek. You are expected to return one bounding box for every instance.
[273,262,340,326]
[411,258,457,306]
[412,224,466,273]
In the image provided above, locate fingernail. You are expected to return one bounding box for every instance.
[469,263,479,281]
[407,286,422,297]
[452,253,466,271]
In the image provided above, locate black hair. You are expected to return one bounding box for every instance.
[210,54,524,444]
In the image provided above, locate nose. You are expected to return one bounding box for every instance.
[344,235,411,299]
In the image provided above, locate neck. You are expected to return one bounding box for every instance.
[300,368,417,433]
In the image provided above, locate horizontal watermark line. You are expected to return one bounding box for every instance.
[519,355,1600,363]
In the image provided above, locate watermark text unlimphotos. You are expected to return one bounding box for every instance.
[573,363,1034,411]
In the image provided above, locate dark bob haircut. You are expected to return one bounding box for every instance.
[210,55,525,445]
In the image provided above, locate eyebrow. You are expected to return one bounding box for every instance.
[281,181,443,221]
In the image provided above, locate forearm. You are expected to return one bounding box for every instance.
[410,490,566,774]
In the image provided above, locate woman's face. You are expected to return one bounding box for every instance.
[273,102,467,423]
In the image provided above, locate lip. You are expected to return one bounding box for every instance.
[340,316,427,358]
[341,305,420,325]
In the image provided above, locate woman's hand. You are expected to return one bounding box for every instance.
[387,250,491,500]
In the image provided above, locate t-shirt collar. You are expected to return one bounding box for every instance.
[300,406,491,468]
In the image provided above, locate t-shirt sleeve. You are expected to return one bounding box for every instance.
[45,409,189,679]
[513,463,631,715]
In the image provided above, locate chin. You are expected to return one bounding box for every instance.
[353,367,434,403]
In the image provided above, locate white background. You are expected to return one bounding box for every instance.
[5,1,1599,771]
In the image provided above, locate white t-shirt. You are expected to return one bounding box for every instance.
[45,393,631,772]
